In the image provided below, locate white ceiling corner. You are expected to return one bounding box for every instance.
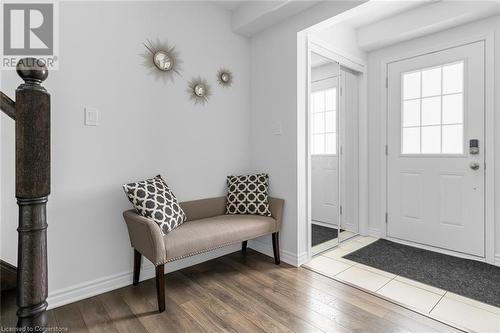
[212,0,325,36]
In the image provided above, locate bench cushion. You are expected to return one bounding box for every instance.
[163,214,276,261]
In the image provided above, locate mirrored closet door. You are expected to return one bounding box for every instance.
[310,52,341,255]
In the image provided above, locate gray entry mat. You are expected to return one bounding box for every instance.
[343,239,500,308]
[312,224,338,247]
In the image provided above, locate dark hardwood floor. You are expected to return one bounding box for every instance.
[1,250,461,332]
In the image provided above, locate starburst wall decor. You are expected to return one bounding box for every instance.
[141,39,182,83]
[217,68,233,87]
[187,77,211,105]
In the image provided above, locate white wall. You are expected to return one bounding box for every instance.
[248,1,364,264]
[0,1,251,307]
[314,23,366,61]
[366,15,500,264]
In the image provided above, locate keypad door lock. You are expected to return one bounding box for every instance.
[469,139,479,155]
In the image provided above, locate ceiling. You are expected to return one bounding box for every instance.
[211,0,248,12]
[211,0,324,36]
[338,1,434,29]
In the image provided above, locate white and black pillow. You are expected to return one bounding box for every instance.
[123,175,186,235]
[226,173,271,216]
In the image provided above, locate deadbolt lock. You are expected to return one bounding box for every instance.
[469,139,479,155]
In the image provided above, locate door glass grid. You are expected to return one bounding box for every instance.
[312,88,337,155]
[401,61,464,154]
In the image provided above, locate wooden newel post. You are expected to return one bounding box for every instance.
[15,58,50,330]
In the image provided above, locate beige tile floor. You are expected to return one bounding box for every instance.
[304,236,500,333]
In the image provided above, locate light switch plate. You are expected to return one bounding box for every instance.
[84,107,99,126]
[272,121,282,135]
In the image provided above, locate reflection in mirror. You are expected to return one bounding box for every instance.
[310,52,341,256]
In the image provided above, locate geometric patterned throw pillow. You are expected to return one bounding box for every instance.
[225,173,272,216]
[122,175,186,235]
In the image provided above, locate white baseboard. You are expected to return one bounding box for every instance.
[248,239,301,267]
[47,243,241,310]
[47,238,309,310]
[47,266,153,310]
[495,254,500,267]
[368,227,382,238]
[297,251,309,266]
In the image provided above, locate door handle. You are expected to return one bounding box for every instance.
[470,162,480,170]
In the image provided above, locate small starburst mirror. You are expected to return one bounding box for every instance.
[194,84,206,97]
[217,68,233,87]
[141,39,182,83]
[188,77,211,105]
[153,51,174,71]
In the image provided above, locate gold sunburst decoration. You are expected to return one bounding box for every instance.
[141,39,182,83]
[187,77,211,105]
[217,68,233,87]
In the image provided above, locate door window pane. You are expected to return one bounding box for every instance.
[421,67,441,97]
[421,97,441,126]
[313,91,324,113]
[403,100,420,127]
[442,93,463,124]
[325,89,336,111]
[403,72,421,99]
[325,133,336,154]
[442,125,463,154]
[421,126,441,154]
[312,113,324,134]
[402,127,420,154]
[443,62,463,94]
[325,111,335,133]
[401,61,464,154]
[311,87,337,155]
[313,134,325,154]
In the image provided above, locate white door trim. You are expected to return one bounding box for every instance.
[304,36,366,263]
[380,33,495,264]
[308,36,365,73]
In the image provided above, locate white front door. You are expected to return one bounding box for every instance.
[311,78,339,225]
[387,41,485,257]
[312,155,339,225]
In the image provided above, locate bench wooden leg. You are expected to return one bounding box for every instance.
[242,240,248,255]
[133,249,141,286]
[155,264,165,312]
[272,232,280,265]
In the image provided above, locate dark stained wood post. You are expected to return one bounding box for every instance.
[14,58,50,330]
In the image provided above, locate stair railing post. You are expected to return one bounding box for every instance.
[14,58,50,331]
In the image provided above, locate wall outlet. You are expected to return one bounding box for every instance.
[84,107,99,126]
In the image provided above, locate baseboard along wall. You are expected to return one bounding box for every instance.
[47,243,241,309]
[46,240,302,310]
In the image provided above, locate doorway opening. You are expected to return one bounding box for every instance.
[298,2,498,332]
